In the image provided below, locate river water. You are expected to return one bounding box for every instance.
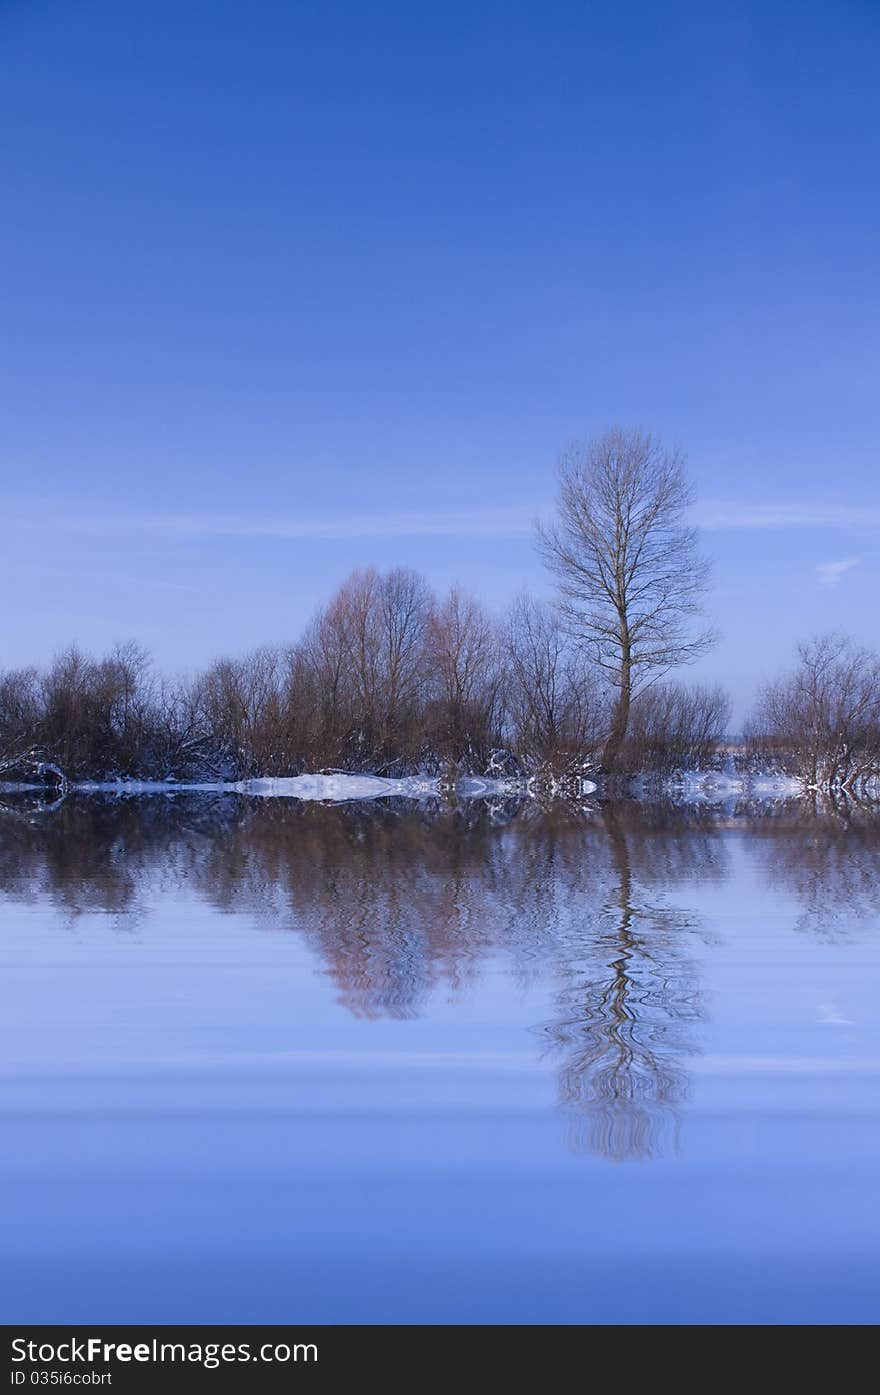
[1,794,878,1323]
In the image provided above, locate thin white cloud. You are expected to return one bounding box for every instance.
[816,557,860,587]
[694,502,880,530]
[6,495,880,542]
[2,504,537,542]
[152,498,880,537]
[0,562,203,594]
[142,506,537,540]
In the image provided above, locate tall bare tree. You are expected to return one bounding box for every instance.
[538,428,715,771]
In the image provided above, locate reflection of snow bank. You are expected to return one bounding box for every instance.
[240,774,439,801]
[6,772,600,803]
[239,774,604,802]
[67,772,603,803]
[64,773,548,803]
[670,771,801,803]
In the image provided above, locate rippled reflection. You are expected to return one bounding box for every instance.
[543,807,706,1159]
[1,793,878,1160]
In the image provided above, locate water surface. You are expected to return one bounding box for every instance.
[1,795,878,1323]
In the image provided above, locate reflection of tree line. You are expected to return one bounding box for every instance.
[0,793,242,919]
[739,802,880,942]
[1,796,878,1158]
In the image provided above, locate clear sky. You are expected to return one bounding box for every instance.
[1,0,878,721]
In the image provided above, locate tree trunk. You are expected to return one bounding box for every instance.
[602,635,632,772]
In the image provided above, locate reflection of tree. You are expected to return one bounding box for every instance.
[544,807,704,1160]
[197,801,506,1018]
[0,795,713,1158]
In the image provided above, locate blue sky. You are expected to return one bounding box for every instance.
[1,0,878,720]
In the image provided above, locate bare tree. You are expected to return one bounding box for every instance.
[296,592,355,767]
[192,647,285,776]
[748,633,880,794]
[425,586,504,766]
[538,429,715,771]
[624,681,731,775]
[295,567,432,770]
[505,593,604,769]
[0,667,41,760]
[377,567,432,748]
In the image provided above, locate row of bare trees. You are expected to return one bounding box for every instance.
[2,603,875,795]
[190,574,511,776]
[0,571,731,782]
[0,576,515,780]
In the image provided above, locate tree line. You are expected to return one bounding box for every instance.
[0,581,729,783]
[0,429,877,792]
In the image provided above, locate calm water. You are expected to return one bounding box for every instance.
[1,794,878,1324]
